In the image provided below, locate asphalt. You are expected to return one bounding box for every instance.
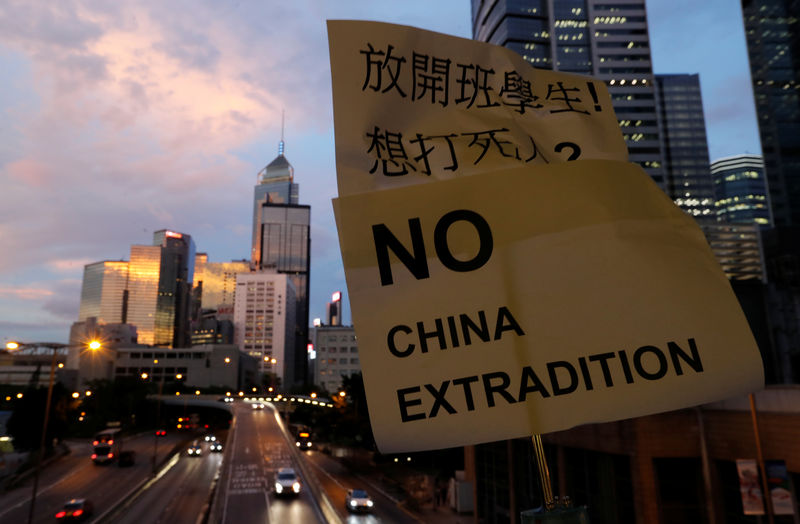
[336,452,474,524]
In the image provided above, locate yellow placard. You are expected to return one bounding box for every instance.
[328,20,629,197]
[334,160,763,453]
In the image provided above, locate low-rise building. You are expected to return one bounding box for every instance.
[310,325,359,394]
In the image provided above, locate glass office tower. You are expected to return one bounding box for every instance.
[711,154,772,226]
[654,74,716,218]
[126,230,195,347]
[255,205,311,385]
[252,139,311,385]
[252,139,299,266]
[471,0,666,187]
[78,260,129,323]
[742,0,800,226]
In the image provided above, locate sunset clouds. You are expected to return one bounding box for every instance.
[0,1,759,343]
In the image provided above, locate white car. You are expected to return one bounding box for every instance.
[274,467,301,496]
[345,489,374,513]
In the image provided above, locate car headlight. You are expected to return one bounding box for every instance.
[306,442,312,447]
[367,500,374,507]
[350,500,357,507]
[292,482,301,493]
[275,483,283,493]
[295,442,300,447]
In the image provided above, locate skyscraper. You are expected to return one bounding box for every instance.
[655,74,716,218]
[252,136,299,266]
[742,0,800,226]
[471,0,665,186]
[252,139,311,385]
[78,260,129,323]
[711,154,772,226]
[123,230,195,347]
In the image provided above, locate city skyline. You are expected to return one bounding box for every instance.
[0,0,761,343]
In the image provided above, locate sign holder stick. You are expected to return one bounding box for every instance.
[532,434,556,510]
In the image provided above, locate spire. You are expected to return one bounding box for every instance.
[278,110,285,156]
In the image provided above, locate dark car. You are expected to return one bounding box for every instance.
[118,450,135,467]
[55,499,94,521]
[209,441,223,453]
[187,441,203,457]
[155,429,166,437]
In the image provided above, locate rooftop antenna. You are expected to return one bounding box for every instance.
[279,110,285,156]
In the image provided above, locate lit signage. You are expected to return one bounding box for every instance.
[313,318,322,327]
[165,231,183,238]
[332,291,342,302]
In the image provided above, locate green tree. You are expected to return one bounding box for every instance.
[6,383,71,451]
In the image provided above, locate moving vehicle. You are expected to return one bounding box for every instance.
[204,434,217,442]
[345,489,374,513]
[274,467,301,496]
[252,402,265,409]
[187,441,203,457]
[91,428,121,465]
[155,429,167,437]
[210,441,223,453]
[295,429,312,449]
[55,499,94,521]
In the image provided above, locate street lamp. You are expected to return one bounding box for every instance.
[5,339,101,524]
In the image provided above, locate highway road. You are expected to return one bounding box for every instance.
[0,431,182,524]
[305,448,420,524]
[214,403,326,524]
[110,437,224,524]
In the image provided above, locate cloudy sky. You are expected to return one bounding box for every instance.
[0,0,759,344]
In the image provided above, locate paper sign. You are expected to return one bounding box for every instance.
[334,160,763,453]
[328,20,629,197]
[765,460,795,515]
[737,459,765,515]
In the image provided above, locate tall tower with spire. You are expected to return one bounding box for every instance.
[250,122,311,385]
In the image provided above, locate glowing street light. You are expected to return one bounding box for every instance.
[224,357,231,364]
[311,392,317,399]
[85,390,92,397]
[88,340,102,351]
[141,372,149,379]
[5,342,19,350]
[71,392,79,399]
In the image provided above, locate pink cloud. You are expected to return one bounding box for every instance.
[5,158,50,187]
[0,286,54,300]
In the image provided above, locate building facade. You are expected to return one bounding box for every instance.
[78,230,196,348]
[252,154,311,384]
[193,255,251,311]
[472,0,665,186]
[711,154,772,227]
[742,0,800,226]
[655,74,716,218]
[113,344,256,391]
[251,139,299,267]
[233,272,296,385]
[309,325,359,394]
[126,230,195,347]
[78,261,129,323]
